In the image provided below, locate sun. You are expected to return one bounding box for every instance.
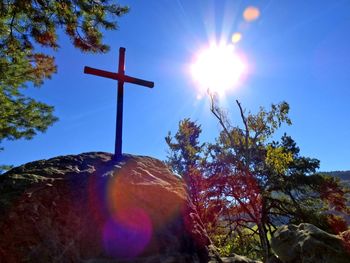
[190,43,246,96]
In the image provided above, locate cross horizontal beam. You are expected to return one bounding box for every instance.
[84,66,154,88]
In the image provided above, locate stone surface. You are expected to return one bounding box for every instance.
[270,223,350,263]
[0,152,261,263]
[220,254,262,263]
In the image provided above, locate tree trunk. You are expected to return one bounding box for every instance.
[257,222,270,262]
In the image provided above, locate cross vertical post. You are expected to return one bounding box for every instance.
[84,47,154,161]
[115,47,125,160]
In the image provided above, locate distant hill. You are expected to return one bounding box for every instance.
[321,170,350,185]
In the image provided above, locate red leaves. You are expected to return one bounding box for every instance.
[326,214,348,234]
[320,178,347,212]
[33,31,57,47]
[28,53,57,85]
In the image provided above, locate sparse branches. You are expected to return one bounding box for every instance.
[209,93,234,147]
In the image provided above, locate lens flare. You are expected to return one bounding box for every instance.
[232,32,242,44]
[243,6,260,22]
[103,208,152,259]
[191,43,246,96]
[87,158,187,259]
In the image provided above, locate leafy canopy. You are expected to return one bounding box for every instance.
[0,0,129,155]
[166,98,349,261]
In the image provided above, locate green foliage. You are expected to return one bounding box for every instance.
[0,89,57,141]
[165,119,208,218]
[212,228,262,259]
[0,0,129,151]
[0,164,13,174]
[165,118,204,175]
[212,234,236,257]
[166,98,349,261]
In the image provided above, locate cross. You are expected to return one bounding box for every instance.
[84,47,154,161]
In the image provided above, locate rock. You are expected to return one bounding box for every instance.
[270,223,350,263]
[220,254,262,263]
[0,152,224,263]
[340,229,350,252]
[266,255,283,263]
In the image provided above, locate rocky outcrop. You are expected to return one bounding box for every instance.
[221,255,262,263]
[270,223,350,263]
[0,152,260,263]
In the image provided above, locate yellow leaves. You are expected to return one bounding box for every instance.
[266,146,293,174]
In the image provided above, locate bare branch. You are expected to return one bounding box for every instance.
[236,100,251,166]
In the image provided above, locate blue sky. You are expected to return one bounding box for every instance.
[2,0,350,171]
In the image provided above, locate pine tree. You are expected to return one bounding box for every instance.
[0,0,129,155]
[165,119,206,210]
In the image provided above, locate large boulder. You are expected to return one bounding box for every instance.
[270,223,350,263]
[0,152,260,263]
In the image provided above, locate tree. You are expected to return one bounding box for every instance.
[265,134,349,233]
[166,97,349,261]
[207,98,292,261]
[207,97,348,260]
[165,119,206,213]
[0,0,129,154]
[165,119,225,234]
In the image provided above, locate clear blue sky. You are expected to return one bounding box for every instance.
[2,0,350,171]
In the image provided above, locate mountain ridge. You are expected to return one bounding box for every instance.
[321,170,350,184]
